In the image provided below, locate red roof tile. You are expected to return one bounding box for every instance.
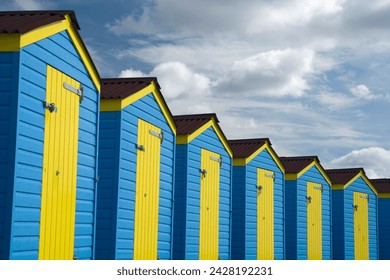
[228,138,269,158]
[101,77,159,100]
[325,168,364,185]
[173,113,219,135]
[370,178,390,193]
[279,156,318,174]
[0,10,79,34]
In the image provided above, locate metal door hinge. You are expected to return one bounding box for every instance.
[353,204,358,211]
[210,156,222,166]
[200,169,207,177]
[43,101,57,113]
[149,129,164,143]
[64,82,84,103]
[314,185,323,192]
[306,196,312,203]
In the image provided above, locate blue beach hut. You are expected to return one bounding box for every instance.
[0,11,101,260]
[96,77,176,260]
[172,113,232,260]
[280,156,332,260]
[327,168,378,260]
[370,178,390,260]
[229,138,285,260]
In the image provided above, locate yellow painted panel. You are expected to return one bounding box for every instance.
[39,65,80,260]
[133,119,161,260]
[0,34,21,51]
[257,169,274,260]
[199,149,220,260]
[354,192,369,260]
[307,182,322,260]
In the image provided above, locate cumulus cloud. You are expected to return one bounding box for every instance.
[150,62,211,99]
[119,68,146,78]
[108,0,390,160]
[216,48,314,97]
[119,62,211,100]
[330,147,390,178]
[350,84,376,100]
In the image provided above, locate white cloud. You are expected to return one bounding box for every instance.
[314,91,356,110]
[0,0,55,10]
[216,48,315,98]
[150,62,211,99]
[350,84,376,100]
[330,147,390,178]
[119,68,146,78]
[13,0,54,10]
[108,0,390,162]
[119,62,211,100]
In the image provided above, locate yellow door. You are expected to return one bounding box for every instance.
[307,182,322,260]
[354,192,369,260]
[199,149,220,260]
[39,66,80,260]
[257,168,274,260]
[133,119,162,260]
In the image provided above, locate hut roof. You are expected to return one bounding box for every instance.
[0,10,79,33]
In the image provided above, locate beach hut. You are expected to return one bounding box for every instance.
[229,138,285,260]
[0,11,100,260]
[172,113,232,260]
[370,179,390,260]
[96,77,176,260]
[280,156,332,260]
[326,168,378,260]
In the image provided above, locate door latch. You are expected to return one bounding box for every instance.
[136,144,145,151]
[43,101,57,113]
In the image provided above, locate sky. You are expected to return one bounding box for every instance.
[2,0,390,178]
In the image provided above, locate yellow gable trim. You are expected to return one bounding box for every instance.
[64,15,100,92]
[285,161,332,186]
[176,118,233,158]
[332,171,378,196]
[100,82,176,134]
[378,193,390,198]
[232,143,285,173]
[0,15,100,92]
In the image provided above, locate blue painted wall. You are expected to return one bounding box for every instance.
[378,198,390,259]
[285,180,297,260]
[96,93,175,260]
[1,31,100,260]
[332,177,378,260]
[0,52,19,259]
[173,126,232,260]
[231,149,284,260]
[95,111,121,259]
[285,165,332,260]
[231,166,246,260]
[331,190,344,260]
